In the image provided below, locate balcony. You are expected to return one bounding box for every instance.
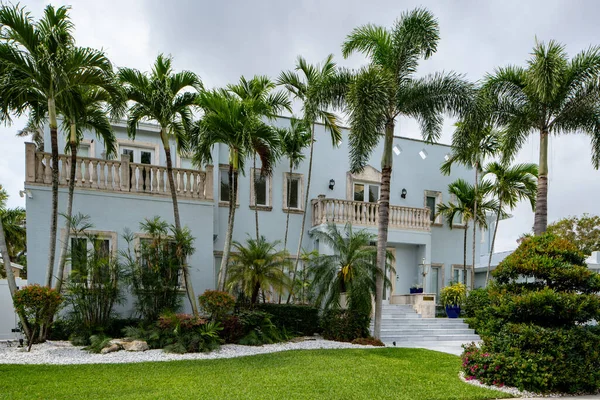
[311,197,431,231]
[25,143,213,200]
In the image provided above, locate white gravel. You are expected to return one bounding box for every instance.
[0,338,376,365]
[459,371,569,398]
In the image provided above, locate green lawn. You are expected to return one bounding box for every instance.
[0,348,512,400]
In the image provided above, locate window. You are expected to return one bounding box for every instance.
[452,265,472,289]
[424,190,443,225]
[69,234,114,282]
[283,173,304,212]
[77,144,91,157]
[138,237,184,288]
[220,168,230,203]
[121,146,154,164]
[353,182,379,203]
[250,168,270,208]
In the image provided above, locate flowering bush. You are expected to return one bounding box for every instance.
[198,290,235,320]
[13,284,63,347]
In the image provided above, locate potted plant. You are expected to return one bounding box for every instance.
[409,283,423,294]
[440,282,466,318]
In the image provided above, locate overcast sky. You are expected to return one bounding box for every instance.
[1,0,599,253]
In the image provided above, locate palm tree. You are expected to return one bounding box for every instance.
[341,8,473,337]
[482,162,538,283]
[55,85,124,293]
[193,89,280,291]
[436,179,498,286]
[483,40,600,235]
[309,223,394,314]
[277,55,344,302]
[278,118,311,251]
[119,54,202,315]
[441,121,499,291]
[0,4,118,288]
[0,206,26,261]
[226,76,290,239]
[226,236,291,305]
[0,185,31,339]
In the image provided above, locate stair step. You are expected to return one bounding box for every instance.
[379,335,481,342]
[380,328,475,335]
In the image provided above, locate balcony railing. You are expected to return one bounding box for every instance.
[25,143,213,200]
[311,197,431,231]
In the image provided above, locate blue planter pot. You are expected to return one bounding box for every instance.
[409,288,417,294]
[445,305,461,318]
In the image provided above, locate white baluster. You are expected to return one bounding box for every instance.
[106,162,113,190]
[131,165,138,192]
[91,160,99,189]
[152,167,159,193]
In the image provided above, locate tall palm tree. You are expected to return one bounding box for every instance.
[341,8,473,337]
[227,76,290,240]
[0,185,31,339]
[226,236,291,305]
[309,223,394,314]
[278,118,311,251]
[278,55,344,302]
[193,89,280,290]
[0,4,118,287]
[483,40,600,235]
[436,179,498,286]
[0,206,26,261]
[54,85,124,293]
[482,162,538,283]
[441,121,499,291]
[119,54,202,315]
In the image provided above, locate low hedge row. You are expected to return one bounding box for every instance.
[256,304,320,336]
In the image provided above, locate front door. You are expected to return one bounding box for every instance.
[122,147,155,190]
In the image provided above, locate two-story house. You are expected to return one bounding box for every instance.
[22,116,482,312]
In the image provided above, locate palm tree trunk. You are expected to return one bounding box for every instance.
[373,121,394,340]
[56,123,78,293]
[534,128,549,235]
[45,97,59,288]
[163,132,198,316]
[280,161,294,304]
[288,123,315,303]
[253,155,259,241]
[471,165,478,290]
[463,226,468,285]
[486,202,502,285]
[0,215,32,340]
[217,161,238,290]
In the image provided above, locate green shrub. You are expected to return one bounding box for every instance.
[198,290,235,320]
[256,304,320,335]
[236,310,288,345]
[351,337,384,346]
[84,334,112,354]
[320,309,370,342]
[462,287,491,318]
[13,284,63,347]
[219,315,244,343]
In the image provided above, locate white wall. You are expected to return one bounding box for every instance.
[0,279,27,340]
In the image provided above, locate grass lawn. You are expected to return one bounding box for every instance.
[0,348,512,400]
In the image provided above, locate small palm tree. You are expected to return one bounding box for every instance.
[341,8,474,338]
[484,40,600,235]
[278,55,344,301]
[436,179,498,286]
[0,206,25,261]
[119,54,202,315]
[482,162,538,283]
[226,236,291,305]
[309,223,394,314]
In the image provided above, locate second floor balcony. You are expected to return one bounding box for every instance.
[311,197,431,232]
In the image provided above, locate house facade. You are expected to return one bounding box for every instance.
[23,117,483,312]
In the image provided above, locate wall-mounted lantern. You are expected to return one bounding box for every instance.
[401,188,407,199]
[329,179,335,190]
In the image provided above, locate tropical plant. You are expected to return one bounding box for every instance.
[226,236,291,305]
[482,162,538,283]
[278,55,345,302]
[341,8,474,338]
[119,54,202,314]
[546,214,600,257]
[0,203,25,262]
[436,179,499,285]
[198,290,235,321]
[483,40,600,235]
[0,5,120,287]
[277,118,311,251]
[439,282,466,307]
[13,284,63,350]
[309,223,394,315]
[226,75,290,239]
[193,86,280,290]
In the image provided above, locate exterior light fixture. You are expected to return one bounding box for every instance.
[329,179,335,190]
[393,145,402,156]
[419,149,428,160]
[401,188,407,199]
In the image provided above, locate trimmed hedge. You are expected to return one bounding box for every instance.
[256,304,320,336]
[320,309,370,342]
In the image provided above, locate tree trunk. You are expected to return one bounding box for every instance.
[288,123,316,303]
[0,214,32,340]
[471,165,478,290]
[463,226,468,285]
[56,123,78,293]
[534,128,549,235]
[163,132,198,316]
[253,155,259,241]
[45,97,59,288]
[373,121,394,340]
[280,161,294,304]
[486,202,502,285]
[217,161,238,290]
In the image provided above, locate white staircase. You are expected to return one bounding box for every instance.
[373,304,480,353]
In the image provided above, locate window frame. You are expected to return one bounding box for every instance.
[218,165,239,207]
[283,172,304,213]
[451,264,473,289]
[423,190,443,226]
[249,167,272,210]
[66,229,117,280]
[133,233,186,290]
[353,181,380,203]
